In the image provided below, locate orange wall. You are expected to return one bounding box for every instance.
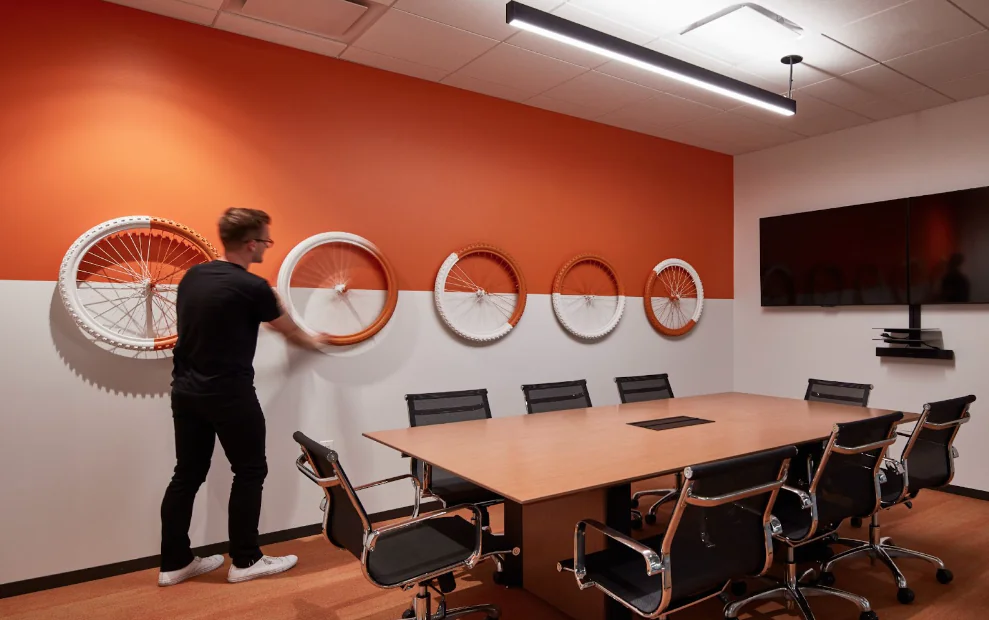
[0,0,733,297]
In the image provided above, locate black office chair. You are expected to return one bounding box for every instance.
[805,378,873,406]
[294,431,514,620]
[406,390,503,514]
[821,395,974,604]
[616,374,679,530]
[557,445,797,619]
[521,379,591,413]
[727,412,904,620]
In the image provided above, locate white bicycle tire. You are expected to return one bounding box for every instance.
[434,244,526,343]
[58,215,218,351]
[276,232,398,346]
[551,254,625,340]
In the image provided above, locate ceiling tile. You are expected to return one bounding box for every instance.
[105,0,217,25]
[392,0,562,41]
[886,30,989,85]
[550,2,662,45]
[830,0,984,62]
[454,43,588,99]
[504,30,610,68]
[539,71,659,116]
[339,46,449,82]
[351,7,499,72]
[441,72,531,102]
[182,0,223,8]
[598,92,722,130]
[653,112,804,154]
[937,69,989,99]
[950,0,989,25]
[729,91,872,136]
[649,121,736,154]
[523,95,604,120]
[214,12,347,58]
[776,0,913,30]
[842,86,953,119]
[734,32,874,90]
[799,63,928,109]
[563,0,735,39]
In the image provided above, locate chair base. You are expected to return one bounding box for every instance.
[401,584,499,620]
[726,548,874,620]
[822,513,949,602]
[631,476,681,529]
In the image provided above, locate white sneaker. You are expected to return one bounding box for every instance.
[226,555,298,583]
[158,555,224,587]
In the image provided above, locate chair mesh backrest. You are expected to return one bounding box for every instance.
[522,380,592,414]
[905,395,975,490]
[406,389,492,427]
[293,431,368,561]
[814,412,902,526]
[615,374,674,403]
[805,378,872,407]
[667,446,795,602]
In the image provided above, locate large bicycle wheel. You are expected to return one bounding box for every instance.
[58,216,219,351]
[644,258,704,337]
[552,254,625,339]
[277,232,398,346]
[434,244,526,342]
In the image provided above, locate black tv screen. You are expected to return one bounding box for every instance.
[909,186,989,304]
[760,200,909,306]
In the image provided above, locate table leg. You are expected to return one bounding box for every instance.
[502,500,524,587]
[605,483,632,620]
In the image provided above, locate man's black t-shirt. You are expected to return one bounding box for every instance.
[172,261,281,396]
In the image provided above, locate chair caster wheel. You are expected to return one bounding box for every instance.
[492,570,506,586]
[631,498,639,508]
[850,517,863,528]
[859,611,878,620]
[936,568,954,584]
[897,588,915,605]
[880,537,895,547]
[817,572,835,587]
[401,608,415,619]
[731,581,747,596]
[645,513,657,526]
[631,516,643,530]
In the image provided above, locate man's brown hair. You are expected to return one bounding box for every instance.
[218,208,271,250]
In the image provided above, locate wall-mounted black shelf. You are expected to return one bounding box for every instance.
[874,305,954,361]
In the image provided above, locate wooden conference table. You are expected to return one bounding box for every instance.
[365,392,917,620]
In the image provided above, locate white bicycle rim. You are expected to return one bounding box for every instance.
[647,258,704,336]
[58,216,216,351]
[434,250,524,343]
[276,232,397,347]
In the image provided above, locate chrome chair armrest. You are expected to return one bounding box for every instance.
[366,503,483,552]
[575,519,664,578]
[882,458,905,474]
[296,454,340,488]
[781,485,813,509]
[952,446,960,459]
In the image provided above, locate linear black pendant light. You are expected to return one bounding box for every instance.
[505,1,797,116]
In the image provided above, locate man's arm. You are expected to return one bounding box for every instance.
[267,313,324,351]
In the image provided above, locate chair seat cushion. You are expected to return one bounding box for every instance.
[367,516,477,587]
[880,467,906,506]
[582,535,667,616]
[772,488,813,541]
[430,473,502,506]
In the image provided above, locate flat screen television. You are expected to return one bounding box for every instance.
[760,199,910,306]
[909,186,989,304]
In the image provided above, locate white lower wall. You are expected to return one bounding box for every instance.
[734,95,989,492]
[0,281,732,585]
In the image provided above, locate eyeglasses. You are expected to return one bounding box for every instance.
[253,238,274,248]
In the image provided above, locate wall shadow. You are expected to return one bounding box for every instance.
[48,287,171,397]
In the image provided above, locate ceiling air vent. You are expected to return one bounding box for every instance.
[240,0,369,38]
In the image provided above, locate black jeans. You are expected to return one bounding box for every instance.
[160,391,268,571]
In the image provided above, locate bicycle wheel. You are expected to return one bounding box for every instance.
[58,216,219,351]
[434,244,526,342]
[644,258,704,337]
[276,232,398,346]
[552,254,625,339]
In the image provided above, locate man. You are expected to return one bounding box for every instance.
[158,208,324,586]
